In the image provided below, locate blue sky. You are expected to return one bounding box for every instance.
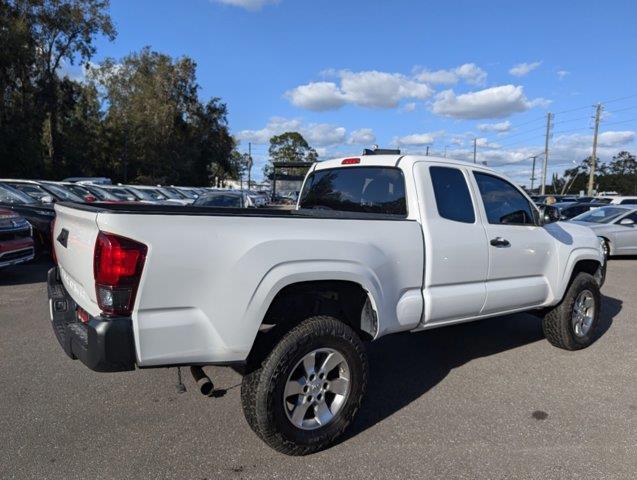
[89,0,637,184]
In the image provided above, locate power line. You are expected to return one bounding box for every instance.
[606,105,637,114]
[600,117,637,127]
[600,93,637,104]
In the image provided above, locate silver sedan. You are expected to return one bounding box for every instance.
[571,205,637,256]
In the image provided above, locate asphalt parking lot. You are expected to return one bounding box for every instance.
[0,259,635,480]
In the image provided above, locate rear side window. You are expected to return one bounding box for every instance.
[620,199,637,205]
[474,172,536,225]
[430,166,475,223]
[299,167,406,215]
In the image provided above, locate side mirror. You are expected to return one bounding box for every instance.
[84,194,97,203]
[539,204,560,225]
[40,195,54,204]
[619,217,635,226]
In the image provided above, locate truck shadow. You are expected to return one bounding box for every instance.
[341,294,622,443]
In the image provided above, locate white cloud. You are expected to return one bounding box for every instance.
[394,131,442,146]
[509,61,542,77]
[477,120,512,133]
[475,137,501,149]
[284,82,346,111]
[339,70,433,108]
[415,63,487,86]
[213,0,279,11]
[598,131,636,146]
[286,69,433,111]
[555,131,635,148]
[557,70,570,80]
[402,102,417,112]
[348,128,376,145]
[236,117,346,146]
[303,123,347,146]
[431,85,547,119]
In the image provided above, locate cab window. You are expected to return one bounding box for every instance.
[473,172,536,225]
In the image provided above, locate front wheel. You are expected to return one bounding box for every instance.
[241,315,368,455]
[542,272,601,350]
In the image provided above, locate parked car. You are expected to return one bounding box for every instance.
[124,185,171,204]
[551,201,602,220]
[0,182,55,255]
[0,179,84,203]
[192,190,255,208]
[598,196,637,205]
[0,208,35,268]
[69,183,124,203]
[157,186,194,204]
[48,153,605,455]
[572,205,637,257]
[171,186,199,201]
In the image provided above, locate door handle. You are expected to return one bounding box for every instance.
[490,237,510,248]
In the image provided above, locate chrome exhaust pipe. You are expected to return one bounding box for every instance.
[190,366,214,396]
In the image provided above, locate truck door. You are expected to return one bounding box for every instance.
[413,162,489,324]
[470,171,554,314]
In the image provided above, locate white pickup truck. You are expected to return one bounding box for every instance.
[48,152,606,455]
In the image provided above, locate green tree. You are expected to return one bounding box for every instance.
[0,0,115,177]
[88,47,235,185]
[602,151,637,194]
[264,131,318,178]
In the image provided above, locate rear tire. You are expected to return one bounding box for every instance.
[542,272,600,350]
[241,315,368,455]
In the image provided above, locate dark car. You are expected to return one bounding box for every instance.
[552,201,603,220]
[0,208,35,268]
[0,182,55,255]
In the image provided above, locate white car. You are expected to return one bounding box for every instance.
[599,196,637,205]
[48,153,605,455]
[572,205,637,256]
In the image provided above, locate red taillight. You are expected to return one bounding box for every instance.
[94,231,147,316]
[341,158,360,165]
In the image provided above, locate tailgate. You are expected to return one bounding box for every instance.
[53,204,101,316]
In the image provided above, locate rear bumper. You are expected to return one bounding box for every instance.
[47,267,136,372]
[0,246,34,268]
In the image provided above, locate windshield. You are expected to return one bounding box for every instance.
[194,193,243,207]
[79,185,118,201]
[176,188,197,199]
[129,187,166,201]
[0,183,37,204]
[104,187,136,201]
[157,187,184,200]
[43,183,84,202]
[572,206,628,224]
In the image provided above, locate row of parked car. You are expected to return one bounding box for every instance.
[530,194,637,257]
[0,177,276,267]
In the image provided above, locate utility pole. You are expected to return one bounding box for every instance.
[587,103,603,196]
[473,137,477,164]
[530,155,538,191]
[247,142,253,191]
[540,112,553,195]
[425,145,429,156]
